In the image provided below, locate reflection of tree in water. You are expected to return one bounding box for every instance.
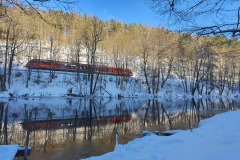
[142,100,173,130]
[0,102,8,144]
[140,98,240,131]
[0,98,239,157]
[12,98,132,153]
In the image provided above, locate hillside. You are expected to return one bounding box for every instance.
[0,63,239,100]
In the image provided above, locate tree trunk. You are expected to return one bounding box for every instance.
[3,25,10,91]
[161,57,173,88]
[7,48,15,89]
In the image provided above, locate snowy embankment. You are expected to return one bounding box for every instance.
[85,111,240,160]
[0,145,19,160]
[0,67,141,98]
[1,66,239,99]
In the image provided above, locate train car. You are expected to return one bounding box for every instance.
[25,59,133,76]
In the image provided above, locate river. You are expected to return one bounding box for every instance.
[0,97,239,159]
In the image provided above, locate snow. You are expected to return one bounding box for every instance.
[0,68,144,98]
[0,64,239,160]
[0,145,19,160]
[84,111,240,160]
[1,65,239,99]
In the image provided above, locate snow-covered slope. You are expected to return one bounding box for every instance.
[84,110,240,160]
[0,65,239,99]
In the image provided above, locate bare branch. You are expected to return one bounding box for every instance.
[145,0,240,38]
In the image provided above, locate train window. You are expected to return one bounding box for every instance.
[31,60,38,63]
[82,65,87,70]
[68,65,76,69]
[61,63,64,69]
[43,61,51,65]
[101,67,105,72]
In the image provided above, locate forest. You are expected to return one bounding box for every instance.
[0,6,240,96]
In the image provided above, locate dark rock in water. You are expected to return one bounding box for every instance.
[154,131,160,135]
[141,130,161,136]
[161,130,182,136]
[141,130,153,136]
[141,130,182,137]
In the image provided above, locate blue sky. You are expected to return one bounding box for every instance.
[29,0,239,35]
[79,0,161,27]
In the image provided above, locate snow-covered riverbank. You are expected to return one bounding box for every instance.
[1,67,239,100]
[85,110,240,160]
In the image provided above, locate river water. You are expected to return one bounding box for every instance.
[0,97,239,160]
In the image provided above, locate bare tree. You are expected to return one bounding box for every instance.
[146,0,240,38]
[7,22,25,89]
[176,34,195,93]
[160,56,174,88]
[83,16,105,95]
[2,20,11,91]
[153,28,176,93]
[135,26,155,94]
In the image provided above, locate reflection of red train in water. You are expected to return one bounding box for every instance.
[21,115,132,131]
[25,59,133,76]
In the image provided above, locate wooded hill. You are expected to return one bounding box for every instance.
[0,7,239,95]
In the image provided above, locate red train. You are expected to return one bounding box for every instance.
[25,59,133,76]
[21,115,132,131]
